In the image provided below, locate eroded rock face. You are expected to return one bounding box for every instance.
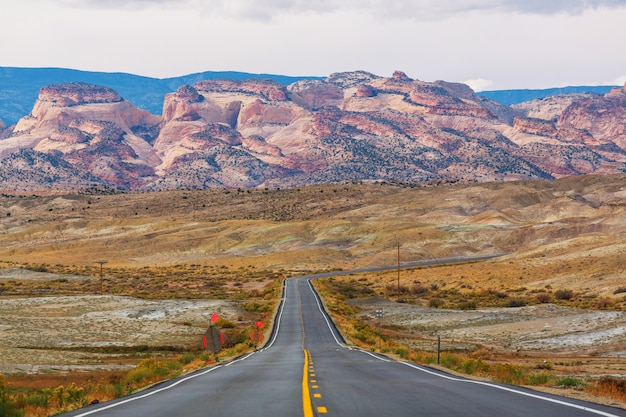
[288,80,344,109]
[355,85,376,98]
[392,70,412,81]
[38,83,123,107]
[2,74,626,191]
[195,79,288,101]
[2,83,162,189]
[557,87,626,150]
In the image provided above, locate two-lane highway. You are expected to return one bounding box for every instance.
[61,275,625,417]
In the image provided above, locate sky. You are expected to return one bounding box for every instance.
[2,0,626,91]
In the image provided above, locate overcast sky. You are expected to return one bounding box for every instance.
[2,0,626,91]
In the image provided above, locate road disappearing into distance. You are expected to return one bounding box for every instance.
[61,262,625,417]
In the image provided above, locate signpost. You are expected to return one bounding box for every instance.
[202,312,224,357]
[375,309,383,351]
[250,321,264,349]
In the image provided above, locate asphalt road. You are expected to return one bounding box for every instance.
[61,271,625,417]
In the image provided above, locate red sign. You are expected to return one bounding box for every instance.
[255,321,263,329]
[211,312,219,323]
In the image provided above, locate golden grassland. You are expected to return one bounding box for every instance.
[0,174,625,414]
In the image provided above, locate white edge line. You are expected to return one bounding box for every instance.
[71,365,223,416]
[306,279,345,347]
[399,362,622,417]
[73,350,261,416]
[261,278,288,351]
[307,279,390,362]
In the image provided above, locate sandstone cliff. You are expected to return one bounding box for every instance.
[2,76,626,191]
[1,82,162,189]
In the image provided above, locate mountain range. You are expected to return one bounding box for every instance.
[0,68,625,192]
[1,67,616,126]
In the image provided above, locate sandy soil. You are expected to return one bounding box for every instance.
[352,297,626,376]
[0,295,241,374]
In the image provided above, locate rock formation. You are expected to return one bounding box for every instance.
[1,82,162,189]
[2,75,626,192]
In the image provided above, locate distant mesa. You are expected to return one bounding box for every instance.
[39,82,123,107]
[195,79,288,101]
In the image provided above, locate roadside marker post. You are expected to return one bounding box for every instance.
[375,309,383,351]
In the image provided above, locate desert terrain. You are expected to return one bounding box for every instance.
[0,175,625,409]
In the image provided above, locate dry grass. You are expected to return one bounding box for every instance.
[1,174,625,412]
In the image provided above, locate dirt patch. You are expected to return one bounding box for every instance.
[352,296,626,375]
[355,297,626,352]
[0,295,242,374]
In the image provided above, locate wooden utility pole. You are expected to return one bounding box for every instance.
[397,241,400,301]
[95,260,108,296]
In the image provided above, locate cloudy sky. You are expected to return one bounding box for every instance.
[2,0,626,91]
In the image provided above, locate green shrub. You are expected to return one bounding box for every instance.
[461,359,490,375]
[492,364,526,385]
[457,301,477,310]
[506,299,527,308]
[527,372,551,386]
[178,353,196,365]
[429,298,445,308]
[556,377,585,388]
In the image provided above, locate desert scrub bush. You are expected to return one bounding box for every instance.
[483,288,508,299]
[242,301,272,313]
[0,375,24,417]
[350,322,379,346]
[215,317,236,328]
[429,298,445,308]
[535,292,552,303]
[461,358,490,375]
[439,353,462,370]
[411,284,430,296]
[526,372,551,386]
[594,298,615,309]
[554,289,575,300]
[492,363,526,385]
[555,377,585,389]
[587,377,626,402]
[470,347,493,360]
[505,299,527,308]
[178,353,196,365]
[124,358,182,387]
[456,300,477,310]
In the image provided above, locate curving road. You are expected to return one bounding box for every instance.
[61,273,625,417]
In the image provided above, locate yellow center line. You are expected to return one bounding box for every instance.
[299,279,328,416]
[299,280,314,417]
[302,349,314,417]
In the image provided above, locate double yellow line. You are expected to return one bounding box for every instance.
[302,349,314,417]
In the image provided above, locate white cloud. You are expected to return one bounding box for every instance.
[464,79,494,92]
[55,0,626,20]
